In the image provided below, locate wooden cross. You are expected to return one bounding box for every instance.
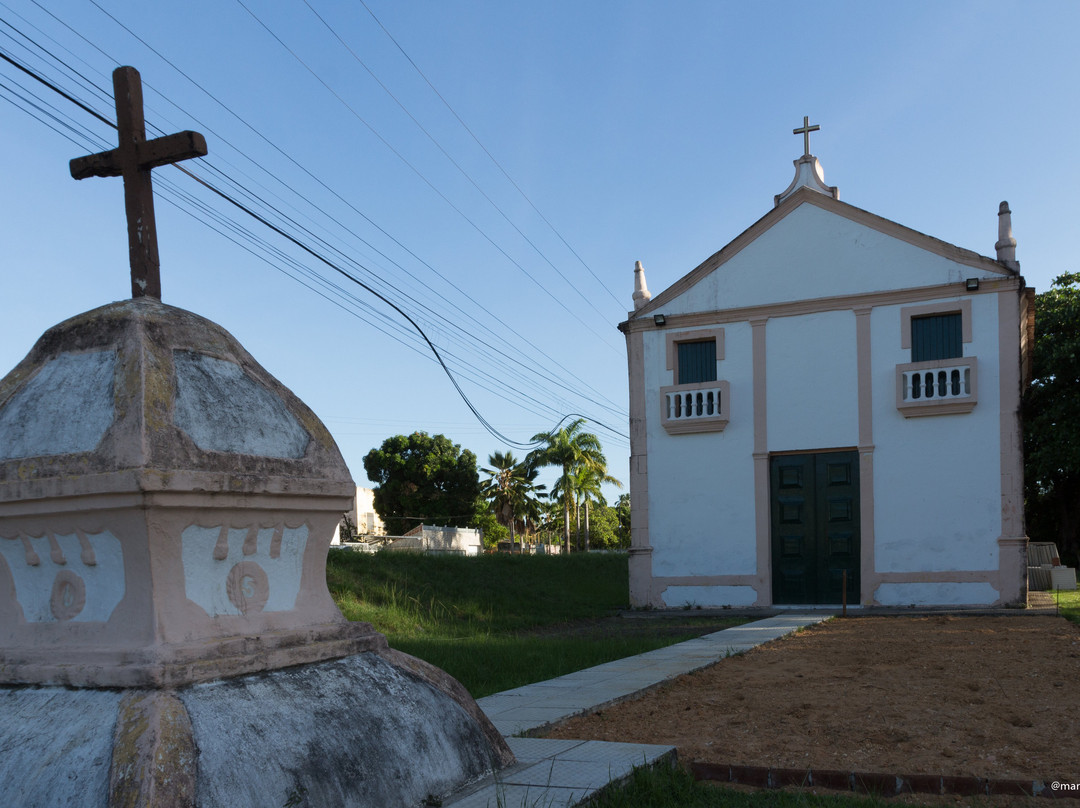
[70,66,207,300]
[792,115,819,157]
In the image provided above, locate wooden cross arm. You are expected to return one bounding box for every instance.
[70,131,207,180]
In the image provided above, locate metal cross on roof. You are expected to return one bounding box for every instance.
[792,115,820,158]
[70,66,207,300]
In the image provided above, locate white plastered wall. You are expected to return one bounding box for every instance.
[766,311,858,451]
[870,293,1002,599]
[645,321,756,581]
[637,199,1015,608]
[661,204,1004,316]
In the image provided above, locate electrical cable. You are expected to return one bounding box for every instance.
[355,0,626,310]
[0,29,631,448]
[233,0,622,353]
[55,0,625,413]
[299,0,623,324]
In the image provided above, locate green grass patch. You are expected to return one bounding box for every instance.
[590,764,895,808]
[327,550,630,635]
[1051,589,1080,624]
[390,634,700,699]
[326,550,744,697]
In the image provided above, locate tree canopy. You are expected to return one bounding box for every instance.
[1024,273,1080,565]
[526,418,620,552]
[362,432,481,536]
[480,451,546,548]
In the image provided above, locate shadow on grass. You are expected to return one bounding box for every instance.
[590,764,910,808]
[391,633,715,699]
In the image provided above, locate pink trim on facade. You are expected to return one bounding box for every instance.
[625,327,655,606]
[622,278,1019,335]
[899,298,973,349]
[855,307,876,606]
[665,327,725,371]
[996,289,1028,604]
[874,570,1005,583]
[751,318,770,607]
[653,574,758,588]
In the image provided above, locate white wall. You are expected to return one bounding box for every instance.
[662,203,1003,316]
[645,322,756,578]
[766,311,858,452]
[870,294,1002,573]
[639,200,1013,606]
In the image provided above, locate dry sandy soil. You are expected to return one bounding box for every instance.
[546,615,1080,784]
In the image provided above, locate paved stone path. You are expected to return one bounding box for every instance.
[445,613,831,808]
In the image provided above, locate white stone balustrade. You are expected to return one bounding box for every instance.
[903,365,970,401]
[896,357,977,417]
[660,381,730,434]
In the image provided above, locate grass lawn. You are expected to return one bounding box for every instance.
[1051,588,1080,624]
[326,550,744,698]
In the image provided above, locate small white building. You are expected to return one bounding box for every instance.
[331,487,384,544]
[397,524,483,556]
[620,140,1033,609]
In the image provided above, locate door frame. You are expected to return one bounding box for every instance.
[770,449,861,605]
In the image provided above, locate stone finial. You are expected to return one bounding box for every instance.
[775,155,839,206]
[995,201,1019,270]
[633,260,652,310]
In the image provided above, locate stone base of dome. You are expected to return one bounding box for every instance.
[0,619,388,688]
[0,650,516,808]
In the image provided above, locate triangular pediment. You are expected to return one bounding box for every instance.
[629,187,1015,322]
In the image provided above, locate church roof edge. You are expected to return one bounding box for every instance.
[624,187,1020,323]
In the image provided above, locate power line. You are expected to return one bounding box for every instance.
[234,0,622,353]
[355,0,626,311]
[300,0,623,324]
[70,0,626,413]
[0,22,630,449]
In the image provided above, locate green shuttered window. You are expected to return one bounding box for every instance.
[677,340,717,384]
[911,313,962,362]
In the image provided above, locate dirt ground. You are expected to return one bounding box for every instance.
[545,615,1080,784]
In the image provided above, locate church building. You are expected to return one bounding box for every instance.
[620,121,1033,609]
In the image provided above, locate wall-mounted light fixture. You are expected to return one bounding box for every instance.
[965,278,980,291]
[653,314,666,326]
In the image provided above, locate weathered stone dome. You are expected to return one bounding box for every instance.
[0,297,514,807]
[2,61,514,804]
[0,297,368,687]
[0,296,351,499]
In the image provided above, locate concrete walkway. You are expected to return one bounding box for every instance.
[445,613,831,808]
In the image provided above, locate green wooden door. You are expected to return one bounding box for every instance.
[770,452,860,605]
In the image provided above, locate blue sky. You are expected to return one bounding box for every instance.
[1,1,1076,502]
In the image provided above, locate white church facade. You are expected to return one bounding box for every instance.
[620,141,1033,609]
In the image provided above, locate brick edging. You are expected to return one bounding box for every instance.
[690,761,1075,799]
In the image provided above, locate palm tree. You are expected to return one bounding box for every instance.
[526,418,617,553]
[570,465,622,551]
[481,451,546,551]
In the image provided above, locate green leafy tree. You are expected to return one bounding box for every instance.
[1024,273,1080,566]
[526,418,619,553]
[471,499,508,548]
[614,493,632,548]
[362,432,481,536]
[583,502,620,549]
